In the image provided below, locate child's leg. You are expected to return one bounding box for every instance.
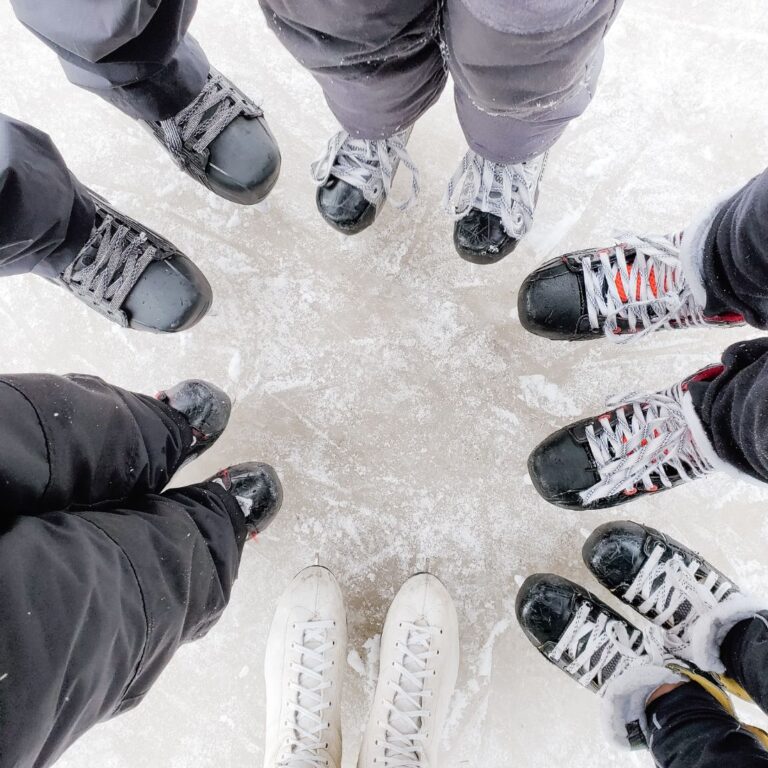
[258,0,446,138]
[647,683,768,767]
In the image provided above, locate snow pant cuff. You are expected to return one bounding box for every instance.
[686,594,768,674]
[60,35,209,122]
[601,663,686,749]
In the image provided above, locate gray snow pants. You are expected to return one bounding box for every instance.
[258,0,623,163]
[9,0,208,120]
[0,374,246,768]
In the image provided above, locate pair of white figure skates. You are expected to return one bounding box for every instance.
[263,567,459,768]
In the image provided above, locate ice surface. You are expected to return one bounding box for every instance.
[2,1,768,766]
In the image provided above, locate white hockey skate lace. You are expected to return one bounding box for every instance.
[278,619,337,768]
[442,149,546,237]
[310,129,420,211]
[63,214,156,321]
[582,233,706,342]
[377,621,439,768]
[159,70,262,166]
[624,545,734,653]
[580,382,715,504]
[550,602,665,693]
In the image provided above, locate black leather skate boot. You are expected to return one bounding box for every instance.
[156,380,231,464]
[311,128,418,234]
[210,462,283,535]
[527,366,723,510]
[518,233,744,341]
[143,68,280,205]
[34,189,211,332]
[445,150,546,265]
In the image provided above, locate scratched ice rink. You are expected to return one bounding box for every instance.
[1,2,768,766]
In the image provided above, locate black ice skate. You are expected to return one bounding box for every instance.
[583,521,749,665]
[518,233,744,341]
[516,572,694,748]
[311,128,419,234]
[34,189,211,332]
[528,367,723,510]
[156,379,231,465]
[444,150,546,264]
[210,462,283,535]
[143,68,280,205]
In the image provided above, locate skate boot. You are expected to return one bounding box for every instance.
[583,521,765,677]
[34,189,211,332]
[156,380,231,465]
[515,573,711,748]
[518,233,744,341]
[357,573,459,768]
[443,149,546,265]
[311,128,419,234]
[528,366,724,510]
[209,462,283,535]
[263,565,346,768]
[143,68,280,204]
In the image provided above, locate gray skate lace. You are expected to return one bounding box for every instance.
[62,215,157,324]
[623,546,735,653]
[442,149,547,237]
[580,383,715,504]
[310,128,420,211]
[550,602,664,693]
[582,233,706,342]
[158,70,262,170]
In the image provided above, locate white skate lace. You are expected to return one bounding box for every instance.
[582,233,706,342]
[580,383,715,504]
[310,129,419,211]
[442,149,546,237]
[378,621,439,768]
[63,214,156,321]
[278,619,337,768]
[624,545,735,653]
[550,602,665,693]
[158,70,262,166]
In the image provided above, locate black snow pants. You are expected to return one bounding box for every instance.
[0,115,95,278]
[258,0,624,163]
[689,338,768,485]
[697,168,768,330]
[647,613,768,767]
[9,0,207,121]
[0,374,246,768]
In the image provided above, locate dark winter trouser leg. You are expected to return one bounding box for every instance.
[9,0,207,120]
[0,114,94,277]
[258,0,446,139]
[443,0,624,164]
[688,338,768,484]
[645,683,768,768]
[0,481,245,768]
[690,169,768,328]
[0,373,192,520]
[720,611,768,713]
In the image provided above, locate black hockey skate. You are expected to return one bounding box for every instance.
[210,462,283,535]
[311,128,418,234]
[516,572,719,749]
[156,379,231,465]
[583,521,740,660]
[518,233,744,341]
[528,366,722,510]
[143,68,280,205]
[35,189,211,332]
[445,150,546,265]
